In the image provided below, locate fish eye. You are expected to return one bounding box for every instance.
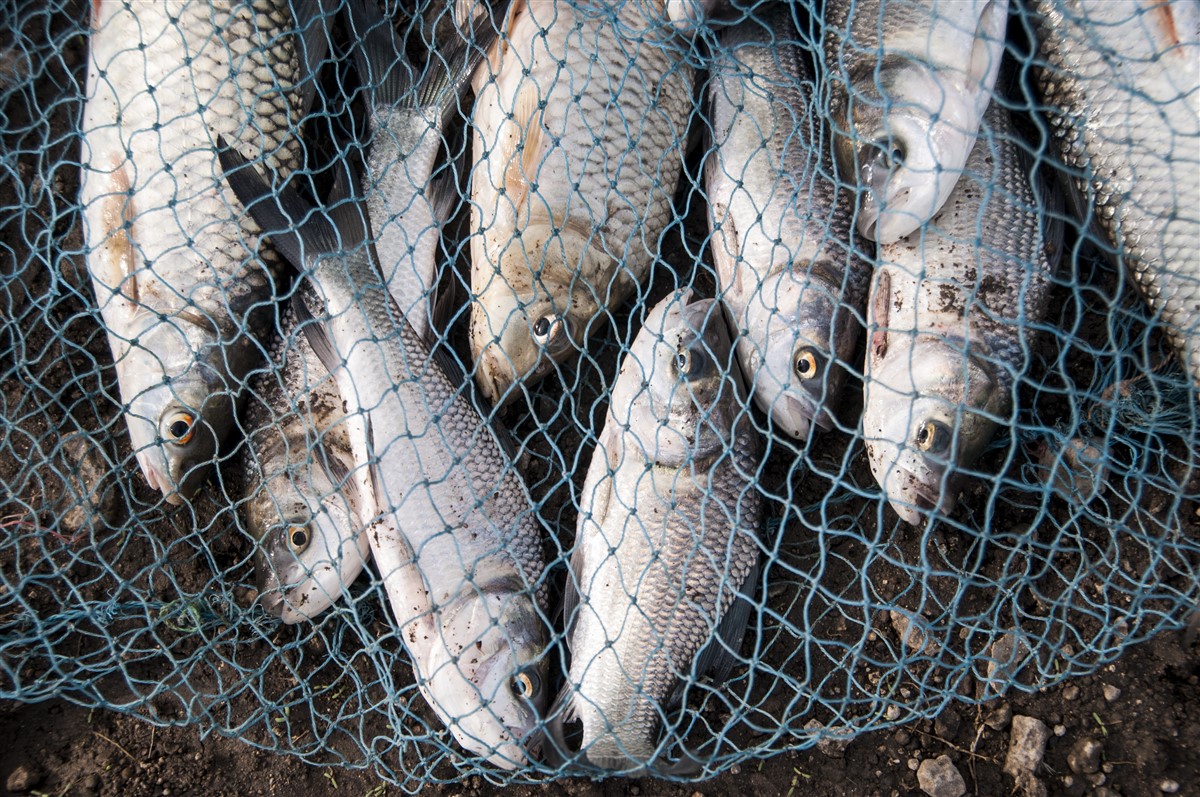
[532,314,564,347]
[793,347,822,380]
[510,669,540,700]
[674,345,711,379]
[915,420,951,454]
[287,524,311,554]
[164,411,196,445]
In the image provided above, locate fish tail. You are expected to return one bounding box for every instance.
[345,0,500,124]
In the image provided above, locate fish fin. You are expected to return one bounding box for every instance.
[291,290,343,380]
[869,269,890,364]
[539,684,581,769]
[693,559,759,688]
[349,0,498,125]
[291,0,334,115]
[502,80,545,214]
[315,433,364,521]
[218,141,333,272]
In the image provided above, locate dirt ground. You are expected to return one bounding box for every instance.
[2,3,1198,797]
[1,627,1198,797]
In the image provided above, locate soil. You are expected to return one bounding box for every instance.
[2,3,1198,797]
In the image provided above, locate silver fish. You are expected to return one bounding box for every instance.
[467,0,694,406]
[1035,0,1200,388]
[548,290,762,772]
[221,133,547,768]
[347,0,486,345]
[862,104,1057,525]
[80,0,322,503]
[706,7,870,439]
[824,0,1008,243]
[239,300,371,624]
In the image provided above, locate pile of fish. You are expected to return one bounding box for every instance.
[78,0,1199,777]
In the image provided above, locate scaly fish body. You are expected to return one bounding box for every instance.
[824,0,1009,243]
[222,91,547,768]
[707,8,870,439]
[81,0,311,502]
[468,0,694,405]
[862,104,1055,524]
[1035,0,1200,387]
[552,291,762,771]
[240,300,370,624]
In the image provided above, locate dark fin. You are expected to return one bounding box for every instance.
[291,290,341,377]
[315,434,363,520]
[560,543,585,642]
[537,684,582,770]
[219,141,360,274]
[648,746,704,778]
[348,0,499,122]
[695,560,759,686]
[869,269,890,364]
[291,0,334,115]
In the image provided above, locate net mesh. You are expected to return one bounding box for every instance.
[1,0,1197,788]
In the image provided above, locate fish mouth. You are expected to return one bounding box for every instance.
[889,472,942,526]
[475,345,518,407]
[137,456,185,506]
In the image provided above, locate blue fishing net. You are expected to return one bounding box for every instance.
[1,0,1196,789]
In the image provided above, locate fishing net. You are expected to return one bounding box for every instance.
[1,0,1196,788]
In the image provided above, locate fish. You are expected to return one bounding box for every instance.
[823,0,1009,243]
[345,0,490,345]
[1034,0,1200,388]
[219,99,548,769]
[706,7,870,440]
[238,299,371,624]
[467,0,695,406]
[547,290,762,773]
[861,103,1059,525]
[79,0,327,503]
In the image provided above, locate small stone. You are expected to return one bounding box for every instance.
[895,729,911,745]
[891,609,940,655]
[1161,779,1180,793]
[908,758,920,771]
[1067,738,1102,775]
[1103,684,1122,702]
[1053,725,1066,737]
[934,707,961,740]
[804,719,853,758]
[1062,776,1075,789]
[6,765,43,793]
[630,787,640,796]
[1004,716,1050,779]
[984,702,1012,731]
[917,755,966,797]
[1062,684,1080,701]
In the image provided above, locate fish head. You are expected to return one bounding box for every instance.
[863,337,1005,524]
[617,291,737,467]
[418,585,548,770]
[835,65,979,244]
[469,272,593,407]
[251,469,365,624]
[737,265,856,439]
[118,318,232,504]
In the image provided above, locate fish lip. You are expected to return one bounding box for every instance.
[475,346,516,407]
[889,471,941,525]
[137,456,185,505]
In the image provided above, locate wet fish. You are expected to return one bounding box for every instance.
[862,104,1058,525]
[1035,0,1200,388]
[346,0,488,345]
[706,7,870,439]
[220,126,548,768]
[547,290,762,772]
[467,0,694,405]
[239,300,370,624]
[80,0,325,503]
[824,0,1008,243]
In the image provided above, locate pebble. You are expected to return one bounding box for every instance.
[1161,779,1180,793]
[917,755,966,797]
[1004,716,1050,778]
[1067,737,1102,775]
[1103,684,1122,702]
[894,729,911,745]
[934,707,961,740]
[805,719,853,758]
[5,765,43,793]
[1053,725,1066,737]
[981,632,1034,697]
[1062,684,1080,701]
[890,609,940,655]
[54,432,118,540]
[984,702,1012,731]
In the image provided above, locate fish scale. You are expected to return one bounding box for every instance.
[81,0,311,503]
[863,103,1056,525]
[554,291,762,772]
[706,6,871,440]
[1035,0,1200,388]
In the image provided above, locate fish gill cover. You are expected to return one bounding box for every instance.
[0,0,1196,788]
